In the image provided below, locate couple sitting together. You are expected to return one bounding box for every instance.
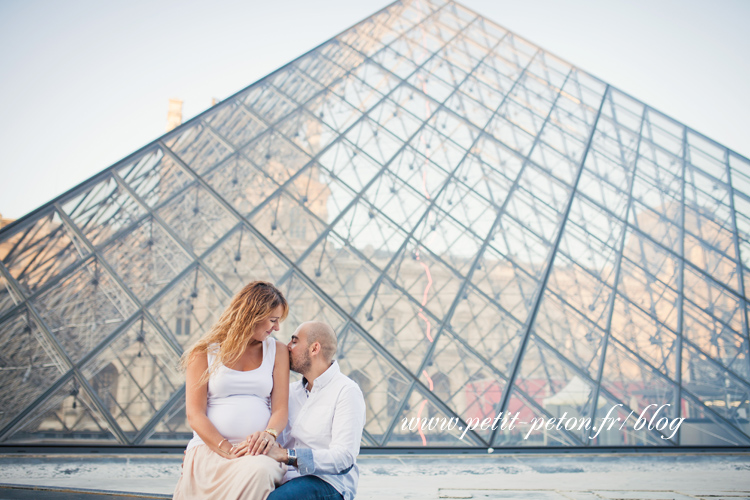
[173,281,366,500]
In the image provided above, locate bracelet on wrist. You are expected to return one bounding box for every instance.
[265,428,278,440]
[218,438,230,453]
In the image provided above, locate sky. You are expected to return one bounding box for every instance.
[0,0,748,221]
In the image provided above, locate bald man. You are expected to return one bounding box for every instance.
[263,322,366,500]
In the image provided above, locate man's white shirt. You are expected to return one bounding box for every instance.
[280,361,366,500]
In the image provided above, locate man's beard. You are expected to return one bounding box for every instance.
[290,350,311,374]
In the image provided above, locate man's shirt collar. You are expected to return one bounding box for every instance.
[300,360,340,393]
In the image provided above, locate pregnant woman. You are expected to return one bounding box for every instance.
[173,281,290,499]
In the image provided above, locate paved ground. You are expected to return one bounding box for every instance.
[0,452,749,499]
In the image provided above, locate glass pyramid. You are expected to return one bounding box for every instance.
[1,0,749,449]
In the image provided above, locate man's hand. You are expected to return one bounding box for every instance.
[266,442,288,463]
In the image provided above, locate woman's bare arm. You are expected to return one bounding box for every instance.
[248,340,289,455]
[268,339,290,432]
[185,351,239,458]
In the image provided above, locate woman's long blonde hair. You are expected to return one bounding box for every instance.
[182,281,288,384]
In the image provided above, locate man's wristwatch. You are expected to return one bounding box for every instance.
[286,448,297,466]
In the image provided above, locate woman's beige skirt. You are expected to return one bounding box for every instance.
[173,445,286,500]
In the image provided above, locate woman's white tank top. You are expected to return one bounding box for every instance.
[186,337,276,450]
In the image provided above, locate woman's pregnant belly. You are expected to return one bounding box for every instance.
[206,395,271,443]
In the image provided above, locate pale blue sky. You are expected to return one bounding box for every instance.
[0,0,748,220]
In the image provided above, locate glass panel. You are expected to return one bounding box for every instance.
[679,397,749,446]
[296,46,350,89]
[242,130,311,186]
[344,118,403,166]
[493,389,577,447]
[472,246,538,325]
[318,140,382,194]
[119,147,193,209]
[0,272,23,316]
[682,300,749,382]
[589,393,665,446]
[433,177,495,238]
[4,376,118,444]
[546,253,613,329]
[350,61,401,96]
[505,178,566,244]
[458,152,514,209]
[386,385,470,447]
[618,259,680,333]
[164,122,232,176]
[31,259,137,363]
[562,196,623,284]
[101,217,192,303]
[585,148,633,197]
[271,65,324,106]
[305,90,362,133]
[423,332,508,442]
[360,170,430,233]
[80,317,182,437]
[242,83,298,125]
[299,232,381,315]
[450,287,524,376]
[0,209,88,296]
[531,141,580,187]
[603,88,644,134]
[577,167,629,221]
[370,46,418,80]
[249,191,328,262]
[687,132,727,183]
[683,266,744,335]
[278,271,347,336]
[610,296,678,380]
[329,199,407,270]
[412,205,485,276]
[488,214,551,279]
[684,206,735,258]
[204,155,279,217]
[599,341,679,443]
[533,293,605,377]
[62,176,147,248]
[0,309,67,431]
[205,99,267,149]
[643,110,683,156]
[276,109,337,157]
[681,344,750,436]
[515,335,597,444]
[203,225,290,293]
[148,267,231,350]
[684,234,741,293]
[387,238,463,321]
[336,326,410,444]
[146,398,191,445]
[622,229,680,290]
[357,276,439,375]
[156,185,238,256]
[370,97,424,140]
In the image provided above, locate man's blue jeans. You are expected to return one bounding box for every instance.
[268,476,343,500]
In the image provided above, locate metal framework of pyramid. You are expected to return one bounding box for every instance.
[1,0,749,449]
